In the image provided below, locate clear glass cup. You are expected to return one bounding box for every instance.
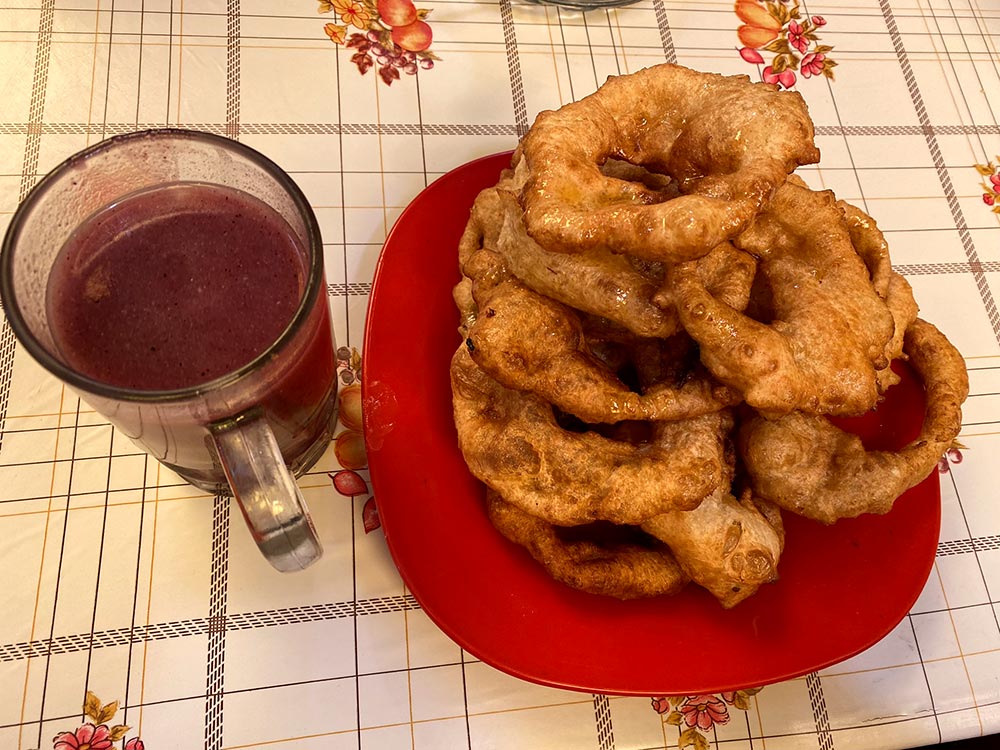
[0,129,339,572]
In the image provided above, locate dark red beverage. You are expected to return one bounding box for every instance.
[43,180,338,488]
[5,130,337,565]
[47,183,306,390]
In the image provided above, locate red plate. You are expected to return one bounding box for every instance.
[362,152,940,695]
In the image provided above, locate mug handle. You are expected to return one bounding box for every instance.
[210,410,323,572]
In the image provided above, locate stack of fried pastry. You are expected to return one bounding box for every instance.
[449,63,968,608]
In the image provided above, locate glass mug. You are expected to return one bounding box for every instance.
[0,130,338,572]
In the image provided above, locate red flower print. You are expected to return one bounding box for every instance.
[679,695,730,730]
[362,496,381,533]
[787,20,808,53]
[53,724,113,750]
[734,3,836,88]
[331,469,369,497]
[651,696,671,713]
[975,161,1000,214]
[800,52,826,78]
[763,65,796,89]
[125,739,145,750]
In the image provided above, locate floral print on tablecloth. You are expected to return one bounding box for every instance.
[736,0,836,89]
[330,346,380,531]
[652,690,762,749]
[47,693,144,750]
[317,0,440,85]
[977,158,1000,212]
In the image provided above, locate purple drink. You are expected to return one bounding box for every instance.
[5,130,338,569]
[47,183,306,390]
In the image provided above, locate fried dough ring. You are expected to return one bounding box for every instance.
[837,200,919,391]
[514,64,820,261]
[458,180,756,344]
[458,177,508,270]
[466,278,740,423]
[671,181,896,415]
[460,200,744,424]
[840,199,892,298]
[451,345,730,525]
[455,183,510,335]
[495,186,759,339]
[876,272,919,391]
[738,318,968,524]
[494,189,678,338]
[642,487,785,608]
[486,490,689,599]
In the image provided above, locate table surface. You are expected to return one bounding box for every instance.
[1,1,999,749]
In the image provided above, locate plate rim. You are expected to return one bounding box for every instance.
[361,150,942,696]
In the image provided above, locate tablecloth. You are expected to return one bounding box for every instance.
[1,1,998,748]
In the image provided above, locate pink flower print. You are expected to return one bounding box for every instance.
[985,193,996,206]
[763,65,796,89]
[53,724,113,750]
[362,496,381,533]
[812,15,827,26]
[739,47,765,64]
[937,447,964,472]
[679,695,730,730]
[651,696,671,714]
[331,469,368,496]
[800,52,826,78]
[721,691,737,704]
[125,739,145,750]
[990,173,1000,189]
[788,20,808,53]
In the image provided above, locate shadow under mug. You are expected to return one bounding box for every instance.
[0,129,339,572]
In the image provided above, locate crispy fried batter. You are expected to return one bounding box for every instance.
[497,186,759,340]
[494,189,680,338]
[515,64,820,261]
[837,200,919,392]
[466,278,741,423]
[876,272,919,392]
[454,186,509,337]
[738,319,968,524]
[451,345,730,525]
[671,180,896,415]
[486,490,689,599]
[642,487,785,608]
[458,179,508,270]
[447,62,968,607]
[652,241,758,318]
[840,199,892,298]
